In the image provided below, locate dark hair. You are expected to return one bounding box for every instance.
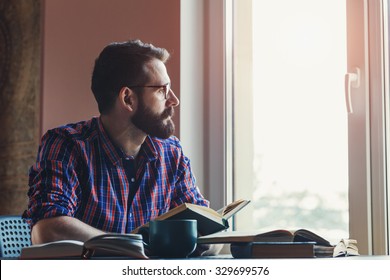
[91,39,170,114]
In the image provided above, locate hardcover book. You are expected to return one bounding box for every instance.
[230,242,316,258]
[133,199,250,236]
[20,233,148,259]
[230,239,359,258]
[197,228,332,246]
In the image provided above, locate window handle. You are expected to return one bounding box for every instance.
[344,67,360,114]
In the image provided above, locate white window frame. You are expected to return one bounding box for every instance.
[347,0,389,255]
[180,0,228,210]
[367,0,389,255]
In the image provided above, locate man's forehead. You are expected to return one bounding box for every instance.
[144,59,170,83]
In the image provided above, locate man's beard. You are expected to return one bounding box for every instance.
[132,99,175,139]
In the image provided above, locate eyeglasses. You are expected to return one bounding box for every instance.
[129,83,171,100]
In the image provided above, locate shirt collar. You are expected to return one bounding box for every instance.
[96,117,158,166]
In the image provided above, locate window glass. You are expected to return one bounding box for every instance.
[234,0,349,244]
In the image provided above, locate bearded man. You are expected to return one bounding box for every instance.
[23,40,209,251]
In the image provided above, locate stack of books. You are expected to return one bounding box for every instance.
[198,228,358,258]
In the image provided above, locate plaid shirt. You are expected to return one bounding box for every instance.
[23,117,209,233]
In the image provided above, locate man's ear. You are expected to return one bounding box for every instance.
[119,87,136,112]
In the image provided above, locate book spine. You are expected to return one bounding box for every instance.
[230,243,315,258]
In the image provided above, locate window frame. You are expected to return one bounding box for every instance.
[180,0,228,210]
[365,0,389,255]
[346,0,389,255]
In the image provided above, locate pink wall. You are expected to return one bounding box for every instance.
[42,0,181,135]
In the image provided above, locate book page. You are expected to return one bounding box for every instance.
[198,229,294,244]
[220,199,250,219]
[20,240,84,259]
[198,230,260,243]
[293,229,332,246]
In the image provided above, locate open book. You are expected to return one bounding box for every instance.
[333,238,359,257]
[20,233,148,259]
[133,199,250,236]
[197,228,332,247]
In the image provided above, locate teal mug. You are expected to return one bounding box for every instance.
[148,219,197,258]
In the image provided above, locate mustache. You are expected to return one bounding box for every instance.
[162,107,174,118]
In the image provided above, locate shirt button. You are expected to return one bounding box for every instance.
[131,178,135,182]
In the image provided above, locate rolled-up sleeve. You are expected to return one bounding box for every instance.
[23,131,81,226]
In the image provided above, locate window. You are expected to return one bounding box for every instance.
[230,0,389,254]
[179,0,388,255]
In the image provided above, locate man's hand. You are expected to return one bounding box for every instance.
[191,243,224,257]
